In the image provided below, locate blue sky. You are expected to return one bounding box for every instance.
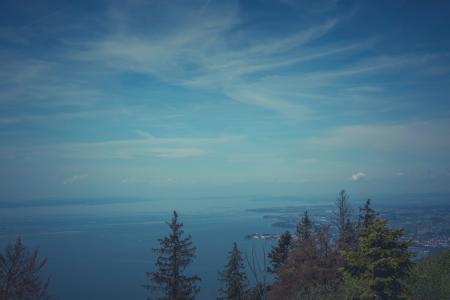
[1,0,450,201]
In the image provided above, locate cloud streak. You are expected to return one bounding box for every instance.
[1,133,243,160]
[67,7,348,116]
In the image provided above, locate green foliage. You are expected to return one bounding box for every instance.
[342,218,414,300]
[144,211,201,300]
[407,250,450,300]
[267,231,292,276]
[0,238,51,300]
[218,242,248,300]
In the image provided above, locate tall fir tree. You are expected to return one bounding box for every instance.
[217,242,248,300]
[342,217,414,300]
[267,231,292,276]
[144,211,200,300]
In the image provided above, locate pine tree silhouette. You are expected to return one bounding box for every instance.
[144,211,200,300]
[217,242,248,300]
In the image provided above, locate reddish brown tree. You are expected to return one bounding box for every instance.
[0,238,51,300]
[270,213,340,299]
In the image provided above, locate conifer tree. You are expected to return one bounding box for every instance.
[0,238,51,300]
[267,231,292,276]
[342,217,414,299]
[144,211,200,300]
[217,242,247,300]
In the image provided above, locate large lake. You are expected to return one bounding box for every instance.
[0,196,321,300]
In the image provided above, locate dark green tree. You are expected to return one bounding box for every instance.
[267,231,292,276]
[0,238,51,300]
[144,211,200,300]
[217,242,247,300]
[342,218,414,300]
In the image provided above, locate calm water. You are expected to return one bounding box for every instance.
[0,196,314,300]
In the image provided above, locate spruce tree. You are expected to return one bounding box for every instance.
[144,211,200,300]
[342,217,414,299]
[267,231,292,276]
[217,242,247,300]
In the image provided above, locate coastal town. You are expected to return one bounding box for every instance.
[245,203,450,255]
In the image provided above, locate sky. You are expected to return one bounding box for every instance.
[1,0,450,201]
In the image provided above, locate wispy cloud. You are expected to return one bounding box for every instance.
[1,133,243,160]
[2,1,450,197]
[1,1,445,122]
[67,6,346,116]
[64,1,443,120]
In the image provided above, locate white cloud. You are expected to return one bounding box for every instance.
[351,171,365,181]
